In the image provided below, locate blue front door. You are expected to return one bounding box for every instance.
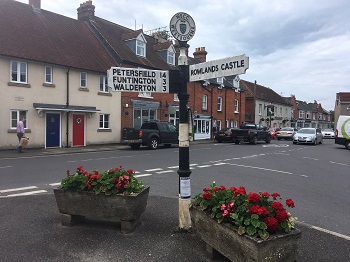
[46,113,60,147]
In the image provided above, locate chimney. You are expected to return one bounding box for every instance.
[77,1,95,21]
[29,0,41,8]
[193,47,207,62]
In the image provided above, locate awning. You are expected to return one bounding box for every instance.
[33,103,100,116]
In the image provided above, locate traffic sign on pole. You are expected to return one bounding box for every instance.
[107,67,169,93]
[189,54,249,82]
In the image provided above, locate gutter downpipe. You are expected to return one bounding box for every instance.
[66,68,70,148]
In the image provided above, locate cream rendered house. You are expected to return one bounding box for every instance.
[0,0,119,149]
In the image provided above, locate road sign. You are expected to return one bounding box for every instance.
[189,54,249,82]
[169,12,196,42]
[107,67,169,93]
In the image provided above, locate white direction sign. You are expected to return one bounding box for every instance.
[107,67,169,93]
[189,54,249,82]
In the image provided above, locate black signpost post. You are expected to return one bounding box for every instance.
[169,12,196,229]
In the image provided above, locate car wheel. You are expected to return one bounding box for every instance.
[313,139,317,145]
[345,141,350,150]
[265,136,271,144]
[250,136,258,145]
[293,141,297,144]
[130,143,140,149]
[148,138,158,150]
[277,138,281,140]
[217,140,222,143]
[234,140,240,144]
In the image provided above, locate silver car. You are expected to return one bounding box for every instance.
[293,128,323,145]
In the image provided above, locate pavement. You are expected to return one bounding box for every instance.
[0,143,350,262]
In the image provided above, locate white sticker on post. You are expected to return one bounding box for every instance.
[180,177,191,198]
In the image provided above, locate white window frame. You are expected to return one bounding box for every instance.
[167,50,175,65]
[136,40,146,57]
[217,97,222,111]
[99,75,108,93]
[258,104,262,115]
[202,95,208,110]
[299,110,305,119]
[173,94,179,101]
[45,66,53,84]
[80,72,87,88]
[99,114,110,129]
[10,110,27,129]
[138,92,153,98]
[306,111,311,119]
[11,60,27,83]
[234,99,239,113]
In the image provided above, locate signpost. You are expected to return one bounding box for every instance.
[170,12,195,230]
[107,67,169,93]
[189,55,249,82]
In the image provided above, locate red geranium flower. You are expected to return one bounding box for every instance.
[202,191,212,200]
[271,201,284,211]
[276,210,289,221]
[261,192,270,198]
[247,192,260,203]
[286,198,295,208]
[264,216,278,233]
[234,186,246,196]
[271,192,281,199]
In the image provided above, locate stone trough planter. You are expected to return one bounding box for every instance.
[190,205,301,262]
[54,186,150,233]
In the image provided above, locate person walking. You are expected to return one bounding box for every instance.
[16,117,25,153]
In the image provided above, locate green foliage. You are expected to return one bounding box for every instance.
[192,182,297,240]
[60,165,143,196]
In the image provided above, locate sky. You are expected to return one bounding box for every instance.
[17,0,350,111]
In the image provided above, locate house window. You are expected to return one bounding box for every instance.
[312,113,316,120]
[173,94,179,101]
[80,72,87,88]
[217,97,222,111]
[11,61,27,83]
[45,66,52,84]
[216,120,222,130]
[234,99,239,113]
[133,108,157,129]
[306,111,311,119]
[234,120,238,128]
[99,75,108,93]
[299,111,305,119]
[10,110,27,129]
[136,40,146,57]
[217,77,223,84]
[259,104,262,115]
[202,95,208,110]
[99,114,109,129]
[167,50,175,65]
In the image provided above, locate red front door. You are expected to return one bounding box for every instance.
[72,114,85,146]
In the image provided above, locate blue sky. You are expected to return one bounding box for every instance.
[18,0,350,110]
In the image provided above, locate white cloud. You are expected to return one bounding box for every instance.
[16,0,350,110]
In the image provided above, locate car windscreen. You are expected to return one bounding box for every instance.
[297,129,315,134]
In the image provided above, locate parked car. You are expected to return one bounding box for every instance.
[276,127,296,140]
[214,128,235,143]
[268,128,278,139]
[321,128,335,139]
[293,128,323,145]
[230,123,271,144]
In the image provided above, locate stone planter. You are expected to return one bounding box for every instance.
[190,206,301,262]
[54,186,150,233]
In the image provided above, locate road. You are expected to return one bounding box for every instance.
[0,139,349,261]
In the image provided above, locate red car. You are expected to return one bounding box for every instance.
[268,128,278,139]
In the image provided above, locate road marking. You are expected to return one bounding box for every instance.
[302,157,319,161]
[145,168,163,172]
[213,163,227,166]
[0,166,12,169]
[156,170,176,174]
[197,165,212,168]
[168,165,178,169]
[49,183,61,186]
[0,190,47,198]
[297,221,350,241]
[274,153,291,155]
[0,186,38,193]
[134,174,153,178]
[226,163,308,177]
[330,161,347,166]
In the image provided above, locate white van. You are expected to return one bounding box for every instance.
[335,115,350,149]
